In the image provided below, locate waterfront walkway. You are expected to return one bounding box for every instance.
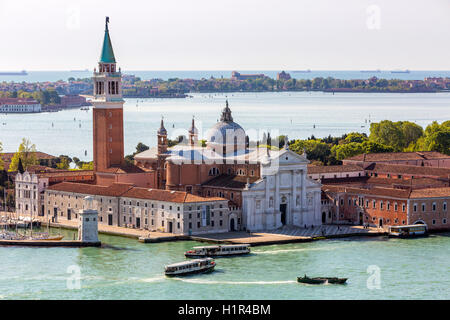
[1,211,385,246]
[191,225,384,246]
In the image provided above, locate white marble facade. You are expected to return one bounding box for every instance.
[241,148,322,231]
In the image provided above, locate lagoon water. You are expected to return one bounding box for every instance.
[0,228,449,300]
[1,91,449,161]
[1,88,450,300]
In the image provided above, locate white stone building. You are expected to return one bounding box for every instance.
[15,172,41,217]
[0,98,41,113]
[241,148,323,231]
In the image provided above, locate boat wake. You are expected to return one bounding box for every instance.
[170,278,296,285]
[140,276,166,283]
[253,246,338,255]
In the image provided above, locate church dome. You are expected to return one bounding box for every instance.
[206,100,246,152]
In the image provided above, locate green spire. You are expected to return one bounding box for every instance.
[100,17,116,63]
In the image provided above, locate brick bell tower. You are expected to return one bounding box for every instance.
[92,17,124,172]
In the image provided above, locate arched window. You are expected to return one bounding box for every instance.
[209,168,220,176]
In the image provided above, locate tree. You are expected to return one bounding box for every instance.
[8,138,38,172]
[369,120,405,151]
[422,121,450,155]
[80,162,94,170]
[135,142,150,154]
[331,142,365,161]
[399,121,423,148]
[18,158,24,174]
[55,155,72,169]
[0,170,8,186]
[168,135,185,147]
[56,157,70,170]
[361,141,394,153]
[290,139,331,163]
[343,132,368,144]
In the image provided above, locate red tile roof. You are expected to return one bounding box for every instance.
[307,164,364,174]
[47,182,227,203]
[37,170,94,179]
[202,175,259,189]
[409,187,450,198]
[323,184,450,199]
[47,182,134,197]
[322,184,412,198]
[1,151,56,162]
[364,163,450,178]
[344,151,450,162]
[122,187,227,203]
[96,164,152,174]
[0,98,40,105]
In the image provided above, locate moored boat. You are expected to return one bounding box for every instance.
[297,275,347,285]
[165,258,216,276]
[185,244,250,258]
[388,224,427,238]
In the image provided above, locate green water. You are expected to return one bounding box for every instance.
[1,228,449,300]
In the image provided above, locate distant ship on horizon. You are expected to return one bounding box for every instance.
[360,69,381,73]
[292,69,311,73]
[70,69,89,72]
[0,70,27,76]
[391,69,410,74]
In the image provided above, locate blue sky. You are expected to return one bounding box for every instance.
[0,0,449,70]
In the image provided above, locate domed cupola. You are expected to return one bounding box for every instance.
[220,100,233,122]
[206,100,246,155]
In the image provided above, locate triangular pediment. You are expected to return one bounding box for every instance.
[269,149,309,165]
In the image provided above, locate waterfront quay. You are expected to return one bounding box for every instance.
[24,213,384,246]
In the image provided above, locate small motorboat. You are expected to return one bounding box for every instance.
[165,258,215,277]
[185,244,250,258]
[297,275,347,285]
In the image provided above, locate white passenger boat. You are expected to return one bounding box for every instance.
[185,244,250,258]
[388,225,427,238]
[164,258,216,276]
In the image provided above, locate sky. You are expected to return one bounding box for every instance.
[0,0,449,71]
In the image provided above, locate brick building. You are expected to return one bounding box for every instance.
[45,182,231,235]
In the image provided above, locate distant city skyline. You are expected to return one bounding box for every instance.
[0,0,449,71]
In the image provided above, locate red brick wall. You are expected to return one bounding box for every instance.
[93,108,124,172]
[409,199,449,230]
[336,193,408,227]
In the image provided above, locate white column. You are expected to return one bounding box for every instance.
[275,173,280,212]
[290,170,297,225]
[301,169,307,210]
[265,176,270,213]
